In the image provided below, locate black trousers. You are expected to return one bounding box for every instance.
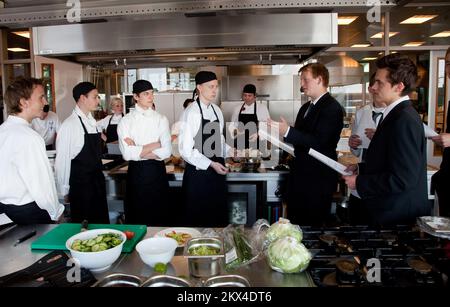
[0,201,52,225]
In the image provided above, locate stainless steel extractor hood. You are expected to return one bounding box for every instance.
[32,13,338,67]
[319,54,364,86]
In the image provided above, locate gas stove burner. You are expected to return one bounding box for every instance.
[335,259,360,284]
[319,234,338,246]
[322,272,338,287]
[407,258,433,274]
[306,226,450,287]
[336,259,359,274]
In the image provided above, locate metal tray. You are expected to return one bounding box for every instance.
[141,275,192,287]
[204,275,250,287]
[92,273,142,287]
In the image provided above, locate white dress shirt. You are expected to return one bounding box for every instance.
[0,116,64,221]
[382,95,410,120]
[55,105,100,197]
[31,111,61,146]
[350,104,386,160]
[229,101,271,135]
[96,113,123,131]
[179,101,231,170]
[117,104,171,161]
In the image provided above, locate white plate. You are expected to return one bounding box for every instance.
[154,227,201,247]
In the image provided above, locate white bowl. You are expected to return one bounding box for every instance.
[66,229,126,271]
[136,237,178,267]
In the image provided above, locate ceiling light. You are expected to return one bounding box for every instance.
[361,57,377,61]
[402,41,425,47]
[430,30,450,38]
[7,47,28,52]
[370,32,399,39]
[12,31,30,38]
[351,44,371,48]
[338,16,358,25]
[400,15,437,24]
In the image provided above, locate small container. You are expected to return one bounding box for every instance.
[204,275,250,287]
[92,273,142,287]
[141,275,192,287]
[183,237,225,278]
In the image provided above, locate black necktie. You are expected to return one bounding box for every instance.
[372,111,383,127]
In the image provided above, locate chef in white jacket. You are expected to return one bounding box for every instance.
[31,104,61,150]
[55,82,109,223]
[117,80,172,226]
[0,78,64,224]
[179,71,234,227]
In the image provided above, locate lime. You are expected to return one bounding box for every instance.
[154,262,167,274]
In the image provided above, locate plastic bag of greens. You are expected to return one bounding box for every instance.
[266,236,312,273]
[265,218,303,245]
[222,224,262,270]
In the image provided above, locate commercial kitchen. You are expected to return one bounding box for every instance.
[0,0,450,288]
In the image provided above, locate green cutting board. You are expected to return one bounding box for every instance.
[31,223,147,253]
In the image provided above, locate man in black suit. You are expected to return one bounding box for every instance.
[270,63,344,225]
[343,54,430,226]
[430,47,450,217]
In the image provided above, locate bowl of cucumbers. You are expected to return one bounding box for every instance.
[66,229,126,271]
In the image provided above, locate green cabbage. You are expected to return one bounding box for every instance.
[266,218,303,244]
[267,236,312,273]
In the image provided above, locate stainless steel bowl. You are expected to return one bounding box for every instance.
[204,275,251,287]
[92,273,142,287]
[141,275,192,287]
[183,237,225,278]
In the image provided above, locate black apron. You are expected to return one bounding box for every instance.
[125,158,170,226]
[182,100,228,227]
[105,114,121,143]
[0,201,52,225]
[235,102,259,149]
[69,116,109,224]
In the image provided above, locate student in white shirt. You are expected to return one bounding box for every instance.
[348,73,387,162]
[171,98,194,157]
[117,80,172,226]
[0,78,64,224]
[179,71,234,227]
[31,104,61,150]
[55,82,109,223]
[97,97,124,144]
[229,84,271,150]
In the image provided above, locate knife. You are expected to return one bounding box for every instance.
[80,220,88,232]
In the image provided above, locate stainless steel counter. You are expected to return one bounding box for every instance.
[0,224,314,287]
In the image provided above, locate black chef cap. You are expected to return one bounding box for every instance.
[195,71,217,85]
[73,82,97,102]
[243,84,256,95]
[133,80,153,94]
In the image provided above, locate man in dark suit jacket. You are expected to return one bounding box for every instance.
[431,47,450,217]
[270,63,344,225]
[344,54,430,226]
